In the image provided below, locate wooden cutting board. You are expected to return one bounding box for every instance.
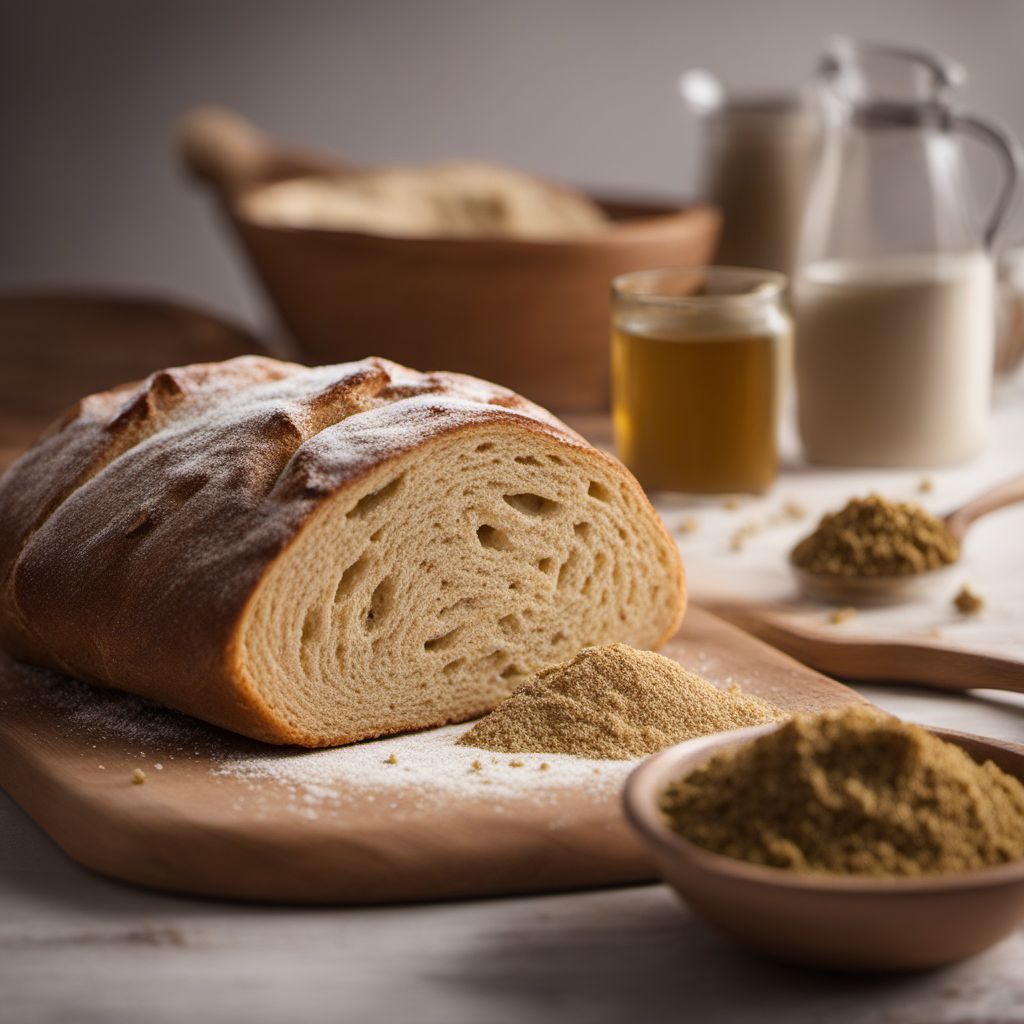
[0,607,868,905]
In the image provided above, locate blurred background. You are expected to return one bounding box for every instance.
[3,0,1024,327]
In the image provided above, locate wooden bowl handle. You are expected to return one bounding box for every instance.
[177,107,270,195]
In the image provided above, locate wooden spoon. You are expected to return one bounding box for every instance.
[624,723,1024,972]
[792,474,1024,606]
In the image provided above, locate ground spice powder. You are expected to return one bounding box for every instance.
[791,494,959,577]
[660,705,1024,877]
[458,644,784,760]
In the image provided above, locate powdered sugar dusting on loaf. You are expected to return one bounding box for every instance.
[97,356,577,499]
[289,390,579,496]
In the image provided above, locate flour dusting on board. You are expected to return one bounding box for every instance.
[218,726,632,813]
[10,667,632,819]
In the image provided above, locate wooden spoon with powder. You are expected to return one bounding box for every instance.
[791,474,1024,606]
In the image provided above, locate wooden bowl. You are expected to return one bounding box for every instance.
[624,723,1024,972]
[178,107,721,411]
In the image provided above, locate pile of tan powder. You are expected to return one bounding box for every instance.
[790,494,959,577]
[660,705,1024,877]
[457,643,784,760]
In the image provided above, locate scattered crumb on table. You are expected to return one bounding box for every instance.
[730,522,760,551]
[953,584,984,615]
[828,607,857,625]
[131,768,147,785]
[782,499,807,520]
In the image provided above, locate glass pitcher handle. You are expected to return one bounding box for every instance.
[950,111,1023,247]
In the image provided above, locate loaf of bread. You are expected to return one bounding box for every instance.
[243,161,607,239]
[0,356,685,747]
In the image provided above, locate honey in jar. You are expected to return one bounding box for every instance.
[611,267,789,494]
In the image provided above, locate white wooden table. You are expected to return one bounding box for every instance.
[3,378,1024,1024]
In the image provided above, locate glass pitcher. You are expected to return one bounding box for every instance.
[794,39,1021,467]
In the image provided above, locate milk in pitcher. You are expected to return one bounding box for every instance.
[794,251,994,466]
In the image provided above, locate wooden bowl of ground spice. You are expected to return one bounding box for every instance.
[623,706,1024,972]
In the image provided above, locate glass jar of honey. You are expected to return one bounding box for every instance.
[611,266,790,494]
